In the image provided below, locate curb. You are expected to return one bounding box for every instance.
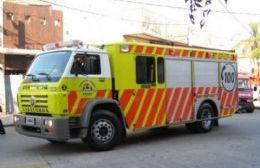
[254,101,260,110]
[1,114,14,127]
[3,123,14,127]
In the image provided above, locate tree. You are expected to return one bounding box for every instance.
[236,22,260,60]
[236,22,260,86]
[185,0,228,29]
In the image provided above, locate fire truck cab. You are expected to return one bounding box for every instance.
[14,40,238,151]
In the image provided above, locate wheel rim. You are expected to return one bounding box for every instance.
[201,108,212,130]
[91,119,115,144]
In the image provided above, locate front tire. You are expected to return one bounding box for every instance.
[247,106,255,113]
[82,110,123,151]
[247,109,254,113]
[186,103,214,133]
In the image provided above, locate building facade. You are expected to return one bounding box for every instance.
[0,0,63,114]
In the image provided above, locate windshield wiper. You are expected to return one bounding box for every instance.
[26,73,40,82]
[26,73,35,77]
[37,72,51,81]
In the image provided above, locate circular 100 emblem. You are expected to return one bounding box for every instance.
[221,63,236,92]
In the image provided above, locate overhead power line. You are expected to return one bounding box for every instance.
[36,0,187,26]
[116,0,254,35]
[115,0,260,16]
[217,0,252,35]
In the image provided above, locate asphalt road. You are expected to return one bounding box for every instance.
[0,110,260,168]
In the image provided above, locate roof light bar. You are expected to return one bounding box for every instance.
[43,40,83,51]
[120,45,129,52]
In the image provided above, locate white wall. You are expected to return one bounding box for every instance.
[53,0,175,44]
[0,68,4,113]
[0,54,4,113]
[237,57,252,73]
[5,75,23,114]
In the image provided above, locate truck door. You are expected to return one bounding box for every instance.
[131,56,166,129]
[67,53,111,116]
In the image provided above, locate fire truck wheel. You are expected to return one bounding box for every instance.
[196,103,214,133]
[186,103,214,133]
[83,110,123,151]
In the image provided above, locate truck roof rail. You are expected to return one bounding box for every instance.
[43,40,104,51]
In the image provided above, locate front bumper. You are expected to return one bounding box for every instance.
[14,114,70,141]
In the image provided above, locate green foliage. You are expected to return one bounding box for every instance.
[252,48,260,59]
[236,22,260,61]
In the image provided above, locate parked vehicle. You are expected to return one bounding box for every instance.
[14,40,238,150]
[238,72,255,113]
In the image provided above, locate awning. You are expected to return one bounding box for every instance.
[123,33,188,46]
[0,48,41,56]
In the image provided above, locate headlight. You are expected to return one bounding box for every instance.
[48,120,53,127]
[44,119,53,127]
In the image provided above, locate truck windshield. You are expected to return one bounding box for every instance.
[238,79,250,89]
[24,51,71,82]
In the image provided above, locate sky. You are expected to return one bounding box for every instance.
[51,0,260,50]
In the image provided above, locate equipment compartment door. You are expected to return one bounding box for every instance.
[124,56,166,130]
[219,62,237,116]
[193,61,219,119]
[165,59,192,124]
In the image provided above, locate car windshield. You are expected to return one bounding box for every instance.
[238,79,250,89]
[24,51,71,82]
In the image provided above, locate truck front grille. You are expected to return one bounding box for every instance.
[20,95,49,113]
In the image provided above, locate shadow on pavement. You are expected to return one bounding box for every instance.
[22,124,231,155]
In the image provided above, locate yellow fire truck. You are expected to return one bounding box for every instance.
[14,40,238,150]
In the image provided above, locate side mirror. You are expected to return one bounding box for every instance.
[253,86,257,91]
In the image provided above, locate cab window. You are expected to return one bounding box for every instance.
[71,54,101,75]
[136,56,155,84]
[157,57,165,83]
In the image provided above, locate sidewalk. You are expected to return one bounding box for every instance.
[254,100,260,109]
[0,113,13,127]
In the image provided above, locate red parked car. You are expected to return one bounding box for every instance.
[238,72,256,113]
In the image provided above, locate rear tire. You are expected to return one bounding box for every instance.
[186,103,214,133]
[82,110,123,151]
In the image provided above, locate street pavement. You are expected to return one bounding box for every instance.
[0,109,260,168]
